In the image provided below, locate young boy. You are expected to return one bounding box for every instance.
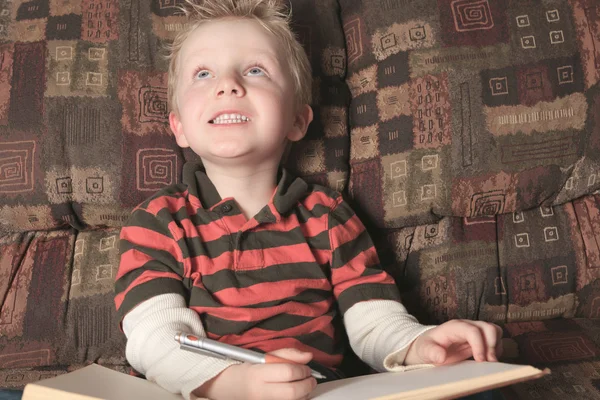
[114,1,503,399]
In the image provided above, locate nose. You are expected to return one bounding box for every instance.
[216,74,245,97]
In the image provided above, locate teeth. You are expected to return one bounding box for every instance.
[211,113,249,124]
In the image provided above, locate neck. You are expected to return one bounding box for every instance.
[203,162,280,219]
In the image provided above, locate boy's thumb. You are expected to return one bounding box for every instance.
[423,342,446,364]
[267,348,314,364]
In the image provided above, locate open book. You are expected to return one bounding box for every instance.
[22,361,549,400]
[22,364,182,400]
[311,361,549,399]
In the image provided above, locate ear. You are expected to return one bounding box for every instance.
[169,111,189,148]
[287,104,313,142]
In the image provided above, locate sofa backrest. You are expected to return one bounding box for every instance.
[338,0,600,229]
[0,0,349,233]
[332,0,600,324]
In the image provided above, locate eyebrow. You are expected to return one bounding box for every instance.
[183,50,281,67]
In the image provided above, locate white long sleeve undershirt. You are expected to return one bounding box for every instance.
[122,294,435,400]
[122,294,238,400]
[343,299,435,372]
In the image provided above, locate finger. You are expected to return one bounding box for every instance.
[491,323,503,360]
[254,362,313,383]
[417,337,448,364]
[264,377,317,400]
[469,322,502,361]
[439,343,473,365]
[496,337,504,359]
[267,348,313,365]
[446,321,487,362]
[495,324,504,358]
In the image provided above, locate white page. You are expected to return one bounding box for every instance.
[310,361,528,400]
[28,364,182,400]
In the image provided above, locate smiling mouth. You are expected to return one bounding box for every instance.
[209,113,251,124]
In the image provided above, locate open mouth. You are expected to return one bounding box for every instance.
[209,113,251,125]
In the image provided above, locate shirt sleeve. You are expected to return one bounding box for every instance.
[122,294,239,400]
[115,198,190,324]
[343,299,436,372]
[328,196,402,315]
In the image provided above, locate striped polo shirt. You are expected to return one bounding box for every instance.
[115,162,401,368]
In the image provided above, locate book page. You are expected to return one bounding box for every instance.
[310,361,546,400]
[23,364,183,400]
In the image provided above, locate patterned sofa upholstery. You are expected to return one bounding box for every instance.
[1,0,599,398]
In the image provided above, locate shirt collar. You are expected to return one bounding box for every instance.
[182,162,307,216]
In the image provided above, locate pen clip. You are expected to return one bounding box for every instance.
[180,343,228,360]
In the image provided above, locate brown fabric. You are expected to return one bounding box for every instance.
[338,0,600,228]
[333,0,600,328]
[500,318,600,399]
[0,0,349,233]
[335,0,600,396]
[375,194,600,325]
[0,228,127,388]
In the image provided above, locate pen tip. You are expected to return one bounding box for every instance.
[312,371,326,380]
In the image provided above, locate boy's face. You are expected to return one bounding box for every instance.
[169,18,312,168]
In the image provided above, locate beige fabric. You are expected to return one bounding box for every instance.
[123,294,239,400]
[344,300,435,371]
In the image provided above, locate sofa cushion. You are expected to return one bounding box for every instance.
[0,0,349,233]
[500,318,600,399]
[0,228,127,388]
[376,194,600,324]
[338,0,600,229]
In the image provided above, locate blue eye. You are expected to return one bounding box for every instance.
[247,67,265,76]
[195,70,212,79]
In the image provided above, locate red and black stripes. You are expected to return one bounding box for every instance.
[115,168,400,368]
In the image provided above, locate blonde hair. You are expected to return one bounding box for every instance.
[166,0,312,115]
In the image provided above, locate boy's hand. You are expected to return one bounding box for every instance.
[193,348,317,400]
[404,320,503,366]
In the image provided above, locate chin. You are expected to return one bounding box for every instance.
[194,143,247,159]
[202,150,252,162]
[211,148,250,159]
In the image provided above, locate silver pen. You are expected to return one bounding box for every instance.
[174,332,327,380]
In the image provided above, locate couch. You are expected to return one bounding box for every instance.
[1,0,599,398]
